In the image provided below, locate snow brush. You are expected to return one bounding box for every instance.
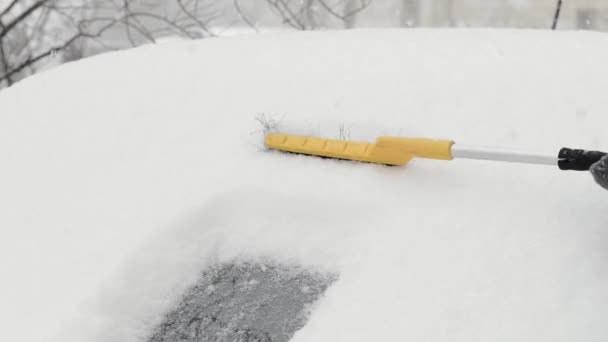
[264,133,607,171]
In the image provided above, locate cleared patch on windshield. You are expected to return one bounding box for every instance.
[148,262,337,342]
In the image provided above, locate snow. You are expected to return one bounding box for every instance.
[0,29,607,342]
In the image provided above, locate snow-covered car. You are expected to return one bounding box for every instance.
[0,30,607,342]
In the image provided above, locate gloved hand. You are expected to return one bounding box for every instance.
[591,155,608,190]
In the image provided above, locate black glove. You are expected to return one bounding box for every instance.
[591,155,608,191]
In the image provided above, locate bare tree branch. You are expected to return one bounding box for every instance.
[552,0,563,30]
[266,0,307,30]
[0,0,20,20]
[178,0,214,36]
[233,0,259,32]
[0,0,48,39]
[318,0,370,21]
[122,0,142,47]
[0,38,12,86]
[304,0,316,28]
[128,11,197,38]
[265,0,373,30]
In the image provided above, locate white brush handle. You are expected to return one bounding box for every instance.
[451,144,557,166]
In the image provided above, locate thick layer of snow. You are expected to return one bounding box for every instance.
[0,29,607,342]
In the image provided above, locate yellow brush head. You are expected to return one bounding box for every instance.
[265,133,454,166]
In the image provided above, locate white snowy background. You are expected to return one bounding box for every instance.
[0,29,607,342]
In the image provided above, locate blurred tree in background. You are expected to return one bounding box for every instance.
[0,0,218,87]
[1,0,607,88]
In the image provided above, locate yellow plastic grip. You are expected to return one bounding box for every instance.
[264,133,454,166]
